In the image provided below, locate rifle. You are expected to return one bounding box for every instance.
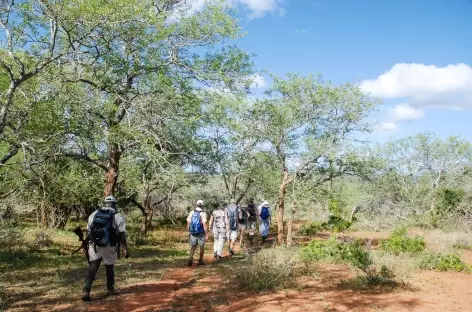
[72,226,90,263]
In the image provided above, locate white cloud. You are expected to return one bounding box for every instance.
[238,0,281,18]
[360,63,472,109]
[389,104,424,121]
[375,122,399,133]
[176,0,283,19]
[250,73,267,89]
[295,28,308,34]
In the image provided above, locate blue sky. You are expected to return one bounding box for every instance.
[200,0,472,144]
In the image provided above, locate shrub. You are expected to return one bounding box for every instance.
[236,247,302,291]
[301,236,345,262]
[0,221,23,252]
[299,216,351,236]
[379,228,425,255]
[302,236,400,290]
[299,222,323,236]
[419,253,470,272]
[323,215,351,232]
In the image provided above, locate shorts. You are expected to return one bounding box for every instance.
[238,223,247,231]
[229,230,238,240]
[88,243,117,265]
[189,233,206,247]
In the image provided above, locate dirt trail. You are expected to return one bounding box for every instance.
[84,236,472,312]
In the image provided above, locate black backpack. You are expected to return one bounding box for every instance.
[90,209,116,247]
[247,203,256,221]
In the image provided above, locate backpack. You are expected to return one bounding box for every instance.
[189,210,204,235]
[247,204,256,221]
[90,209,116,247]
[260,206,270,220]
[238,208,247,224]
[227,204,238,230]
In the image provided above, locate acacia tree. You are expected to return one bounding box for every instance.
[0,0,104,167]
[383,133,472,224]
[201,92,264,203]
[58,0,253,197]
[250,74,379,244]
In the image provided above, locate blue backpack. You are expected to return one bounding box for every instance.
[90,209,115,247]
[260,206,270,220]
[189,210,204,235]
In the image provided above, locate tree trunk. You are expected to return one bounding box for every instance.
[104,144,121,197]
[40,203,48,227]
[286,199,297,247]
[276,169,290,244]
[147,207,154,230]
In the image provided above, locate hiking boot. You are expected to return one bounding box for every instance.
[106,288,120,296]
[229,249,235,256]
[197,259,205,265]
[217,255,223,260]
[187,258,193,267]
[81,289,91,302]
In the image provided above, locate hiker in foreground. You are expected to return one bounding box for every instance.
[187,199,208,266]
[258,200,271,243]
[82,196,128,301]
[237,203,249,247]
[225,198,239,255]
[246,198,258,245]
[209,201,228,260]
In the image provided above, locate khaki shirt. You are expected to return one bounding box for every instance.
[186,207,208,224]
[87,208,126,234]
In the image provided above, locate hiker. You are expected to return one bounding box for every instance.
[225,198,239,255]
[209,201,228,260]
[258,200,272,243]
[187,199,208,266]
[238,203,249,247]
[246,198,258,245]
[82,196,128,301]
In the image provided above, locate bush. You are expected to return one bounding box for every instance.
[0,221,24,252]
[419,253,470,272]
[299,222,323,236]
[236,247,302,291]
[302,236,400,290]
[323,215,351,232]
[379,228,425,255]
[299,216,351,236]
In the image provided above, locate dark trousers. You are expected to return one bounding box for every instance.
[83,259,115,291]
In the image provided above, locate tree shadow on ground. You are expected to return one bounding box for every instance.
[1,246,188,312]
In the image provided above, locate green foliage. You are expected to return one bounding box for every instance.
[323,215,352,232]
[236,247,302,291]
[302,236,371,271]
[419,253,470,272]
[0,220,23,252]
[299,216,351,236]
[379,228,426,255]
[299,222,323,236]
[436,188,465,214]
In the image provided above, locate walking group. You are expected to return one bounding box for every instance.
[80,195,272,301]
[186,198,272,266]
